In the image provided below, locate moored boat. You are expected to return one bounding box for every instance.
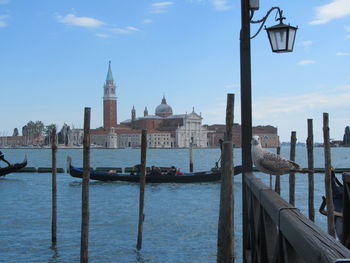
[0,157,28,177]
[67,156,222,183]
[319,171,344,239]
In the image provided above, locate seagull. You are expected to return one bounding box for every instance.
[251,135,301,176]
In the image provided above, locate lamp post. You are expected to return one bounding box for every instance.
[240,0,297,260]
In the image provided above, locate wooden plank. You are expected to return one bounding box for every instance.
[323,112,336,237]
[289,131,296,206]
[275,146,281,195]
[136,129,147,250]
[245,172,350,262]
[80,107,91,263]
[307,118,315,221]
[217,93,234,263]
[51,126,57,244]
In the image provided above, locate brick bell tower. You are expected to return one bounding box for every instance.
[103,61,117,130]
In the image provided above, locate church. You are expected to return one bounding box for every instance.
[66,61,279,149]
[87,61,208,148]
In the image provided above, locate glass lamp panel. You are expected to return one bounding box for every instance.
[287,27,297,52]
[269,28,287,52]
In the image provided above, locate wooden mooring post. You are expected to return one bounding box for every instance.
[217,93,234,263]
[189,137,194,173]
[289,131,296,206]
[51,126,57,244]
[274,146,281,195]
[306,119,315,221]
[80,107,91,263]
[137,129,147,250]
[323,112,336,238]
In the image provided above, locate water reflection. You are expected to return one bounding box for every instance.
[134,249,145,263]
[48,245,60,263]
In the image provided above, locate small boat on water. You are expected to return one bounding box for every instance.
[319,171,344,239]
[67,156,222,183]
[0,157,28,177]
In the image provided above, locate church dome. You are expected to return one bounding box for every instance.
[155,96,173,117]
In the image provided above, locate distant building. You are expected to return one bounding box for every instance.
[122,99,208,148]
[206,124,279,148]
[69,61,208,148]
[65,61,280,149]
[0,136,45,147]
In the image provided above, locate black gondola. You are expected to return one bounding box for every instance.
[67,156,224,183]
[319,171,344,239]
[0,157,27,177]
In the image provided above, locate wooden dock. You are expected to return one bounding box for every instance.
[243,172,350,262]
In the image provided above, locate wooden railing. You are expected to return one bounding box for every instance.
[243,172,350,263]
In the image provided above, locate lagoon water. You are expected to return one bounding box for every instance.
[1,147,350,262]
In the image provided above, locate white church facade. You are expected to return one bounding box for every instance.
[69,61,208,149]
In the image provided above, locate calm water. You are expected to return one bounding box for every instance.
[0,147,349,263]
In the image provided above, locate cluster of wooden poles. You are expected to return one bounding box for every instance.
[270,113,337,238]
[216,95,343,261]
[48,100,237,263]
[48,97,340,262]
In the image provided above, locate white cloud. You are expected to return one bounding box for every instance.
[310,0,350,25]
[336,52,350,56]
[300,40,313,46]
[336,85,350,90]
[57,14,104,28]
[253,90,350,121]
[298,60,316,65]
[0,14,9,28]
[212,0,231,11]
[224,84,239,90]
[142,19,153,24]
[96,33,109,38]
[112,26,140,34]
[149,2,174,14]
[188,0,232,11]
[0,20,7,27]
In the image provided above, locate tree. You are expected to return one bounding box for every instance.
[22,121,45,137]
[58,123,70,145]
[22,120,45,145]
[12,128,19,137]
[343,126,350,145]
[45,124,57,145]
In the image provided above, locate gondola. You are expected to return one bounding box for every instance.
[67,156,224,183]
[0,157,27,177]
[319,171,344,239]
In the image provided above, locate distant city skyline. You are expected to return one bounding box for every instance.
[1,0,350,142]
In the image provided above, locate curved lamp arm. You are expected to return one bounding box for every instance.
[250,6,285,39]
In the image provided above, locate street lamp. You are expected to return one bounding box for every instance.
[250,6,298,53]
[264,9,298,53]
[240,1,297,261]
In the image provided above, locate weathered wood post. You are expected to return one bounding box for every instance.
[217,93,234,263]
[289,131,296,206]
[306,119,315,221]
[189,137,194,172]
[137,129,147,250]
[51,126,57,244]
[275,146,281,194]
[81,107,91,263]
[323,112,336,237]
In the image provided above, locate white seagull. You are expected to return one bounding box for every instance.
[251,136,301,175]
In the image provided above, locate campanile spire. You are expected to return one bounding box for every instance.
[103,61,117,130]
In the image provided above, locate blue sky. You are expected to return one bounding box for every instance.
[0,0,349,142]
